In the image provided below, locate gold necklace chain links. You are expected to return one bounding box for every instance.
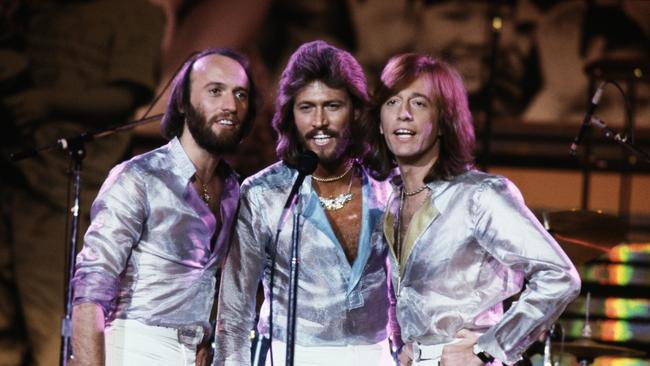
[317,165,355,211]
[404,184,429,196]
[194,174,211,203]
[312,161,354,183]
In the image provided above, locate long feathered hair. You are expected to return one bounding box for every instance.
[366,53,475,181]
[272,40,370,167]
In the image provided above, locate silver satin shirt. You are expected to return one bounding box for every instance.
[215,162,394,365]
[384,170,581,364]
[72,137,239,329]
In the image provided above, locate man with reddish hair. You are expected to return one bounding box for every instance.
[367,53,581,366]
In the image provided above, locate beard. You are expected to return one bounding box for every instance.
[185,103,243,154]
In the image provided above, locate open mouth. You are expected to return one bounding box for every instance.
[216,118,235,126]
[394,129,415,136]
[312,133,333,146]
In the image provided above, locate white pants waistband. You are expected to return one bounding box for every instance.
[104,318,197,366]
[267,339,394,366]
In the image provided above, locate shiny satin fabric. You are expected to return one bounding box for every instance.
[72,137,239,329]
[384,170,581,365]
[215,162,394,365]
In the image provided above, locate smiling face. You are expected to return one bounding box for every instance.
[184,54,250,154]
[380,75,441,168]
[420,1,490,94]
[293,80,358,166]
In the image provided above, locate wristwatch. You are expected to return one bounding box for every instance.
[472,343,495,364]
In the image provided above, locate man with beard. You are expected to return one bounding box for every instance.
[214,40,395,366]
[70,48,259,365]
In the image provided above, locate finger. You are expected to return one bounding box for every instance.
[455,329,471,338]
[455,329,479,343]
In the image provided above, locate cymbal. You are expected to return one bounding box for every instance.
[553,338,644,359]
[543,210,627,264]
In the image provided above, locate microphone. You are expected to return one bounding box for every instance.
[569,81,607,155]
[276,150,319,230]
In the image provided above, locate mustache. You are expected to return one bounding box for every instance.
[305,128,338,139]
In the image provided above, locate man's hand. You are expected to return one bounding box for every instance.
[195,342,212,366]
[399,342,414,366]
[440,329,483,366]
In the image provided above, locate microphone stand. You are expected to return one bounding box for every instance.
[285,195,303,366]
[8,113,163,366]
[589,116,650,163]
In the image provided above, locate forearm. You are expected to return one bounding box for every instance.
[474,178,581,363]
[72,302,106,366]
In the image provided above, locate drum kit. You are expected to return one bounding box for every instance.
[539,209,645,365]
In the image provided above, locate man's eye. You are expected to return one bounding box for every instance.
[385,99,398,106]
[235,91,248,100]
[412,99,427,108]
[326,103,341,110]
[209,88,222,95]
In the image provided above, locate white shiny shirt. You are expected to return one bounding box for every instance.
[215,162,394,365]
[72,138,240,329]
[384,170,581,364]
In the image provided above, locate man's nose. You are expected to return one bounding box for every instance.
[312,108,328,128]
[221,93,237,113]
[398,103,412,121]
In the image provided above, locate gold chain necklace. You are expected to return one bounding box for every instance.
[312,161,354,183]
[194,174,211,204]
[404,184,429,196]
[317,166,354,211]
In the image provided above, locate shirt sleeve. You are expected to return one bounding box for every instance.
[214,182,268,366]
[71,162,148,317]
[472,177,581,364]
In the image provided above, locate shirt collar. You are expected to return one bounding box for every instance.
[167,137,239,185]
[168,137,197,182]
[389,173,455,214]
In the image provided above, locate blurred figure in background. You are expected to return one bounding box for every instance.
[523,0,650,127]
[0,0,164,364]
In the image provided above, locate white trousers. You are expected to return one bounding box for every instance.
[266,340,394,366]
[105,319,197,366]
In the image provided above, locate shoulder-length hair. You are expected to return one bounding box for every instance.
[366,53,475,181]
[160,48,260,140]
[272,40,370,167]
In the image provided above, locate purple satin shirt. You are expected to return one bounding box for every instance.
[72,137,239,329]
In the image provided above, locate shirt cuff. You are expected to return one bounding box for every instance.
[72,271,119,317]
